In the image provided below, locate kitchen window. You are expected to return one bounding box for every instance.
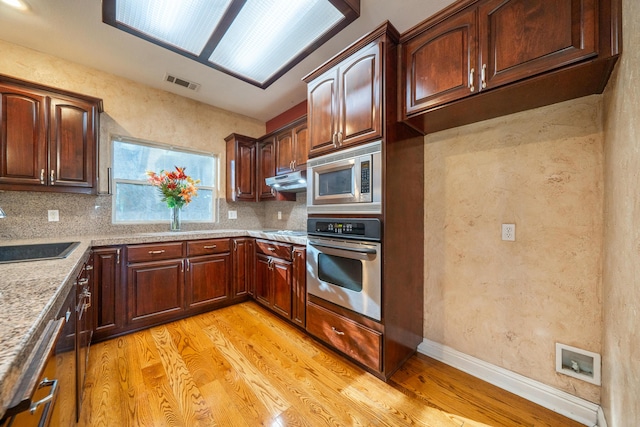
[111,137,218,224]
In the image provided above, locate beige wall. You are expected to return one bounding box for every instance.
[602,0,640,424]
[423,96,604,402]
[0,40,277,238]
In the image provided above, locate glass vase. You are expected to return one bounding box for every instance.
[170,206,181,232]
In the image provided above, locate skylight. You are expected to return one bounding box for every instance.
[103,0,360,89]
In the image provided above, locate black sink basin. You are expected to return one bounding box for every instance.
[0,241,80,264]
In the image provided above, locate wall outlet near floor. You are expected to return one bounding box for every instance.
[277,211,282,220]
[228,210,237,220]
[501,223,515,241]
[48,210,59,222]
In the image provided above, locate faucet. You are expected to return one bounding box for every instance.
[0,207,6,218]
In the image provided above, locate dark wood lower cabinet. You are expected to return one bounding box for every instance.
[92,237,304,341]
[127,259,185,327]
[92,247,122,342]
[186,253,231,309]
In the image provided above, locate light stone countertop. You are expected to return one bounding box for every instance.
[0,229,306,419]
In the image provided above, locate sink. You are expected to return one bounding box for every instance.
[0,241,80,264]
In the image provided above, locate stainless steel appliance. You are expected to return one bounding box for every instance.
[264,170,307,193]
[306,141,382,214]
[306,218,382,320]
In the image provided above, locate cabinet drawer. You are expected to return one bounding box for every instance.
[255,239,292,260]
[306,302,382,372]
[187,238,231,256]
[126,242,184,263]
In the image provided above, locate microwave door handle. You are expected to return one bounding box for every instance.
[309,242,377,255]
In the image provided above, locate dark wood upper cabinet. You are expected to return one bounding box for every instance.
[478,0,597,90]
[274,117,308,175]
[401,0,621,134]
[0,76,102,194]
[225,133,257,202]
[257,137,276,201]
[403,7,477,114]
[305,37,383,158]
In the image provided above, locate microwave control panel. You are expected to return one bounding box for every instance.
[360,160,370,195]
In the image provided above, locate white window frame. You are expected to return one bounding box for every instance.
[110,135,219,224]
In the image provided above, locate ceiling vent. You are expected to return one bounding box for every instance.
[164,73,201,91]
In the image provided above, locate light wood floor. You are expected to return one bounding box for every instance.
[79,302,584,427]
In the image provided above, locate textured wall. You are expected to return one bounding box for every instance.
[423,96,604,402]
[0,40,268,238]
[601,0,640,424]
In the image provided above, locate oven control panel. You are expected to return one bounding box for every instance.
[307,218,381,241]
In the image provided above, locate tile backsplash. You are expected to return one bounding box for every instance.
[0,191,307,240]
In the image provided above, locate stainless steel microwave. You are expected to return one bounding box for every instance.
[307,141,382,214]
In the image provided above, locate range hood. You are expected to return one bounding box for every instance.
[265,171,307,193]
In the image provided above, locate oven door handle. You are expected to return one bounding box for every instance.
[309,242,377,255]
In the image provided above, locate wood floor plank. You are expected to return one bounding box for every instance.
[79,302,587,427]
[150,325,217,426]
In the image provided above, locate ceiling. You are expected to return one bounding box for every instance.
[0,0,456,122]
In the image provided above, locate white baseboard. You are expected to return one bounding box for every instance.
[597,407,608,427]
[417,339,601,426]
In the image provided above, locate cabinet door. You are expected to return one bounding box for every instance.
[254,255,271,307]
[257,138,276,200]
[92,247,123,341]
[338,41,383,148]
[49,97,97,190]
[232,238,253,298]
[275,130,294,175]
[403,8,477,115]
[271,257,293,319]
[186,253,231,310]
[292,247,306,327]
[478,0,597,90]
[307,70,338,157]
[127,259,184,325]
[293,123,308,170]
[0,84,47,186]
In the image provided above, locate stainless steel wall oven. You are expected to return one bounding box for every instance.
[306,218,382,320]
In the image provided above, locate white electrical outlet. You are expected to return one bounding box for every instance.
[277,211,282,220]
[228,210,237,219]
[48,210,59,222]
[502,223,515,241]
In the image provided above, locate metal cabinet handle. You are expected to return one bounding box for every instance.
[481,63,487,89]
[332,133,338,147]
[331,327,345,336]
[116,248,121,264]
[236,186,241,196]
[469,67,475,93]
[148,250,165,254]
[203,245,217,249]
[337,131,343,146]
[185,260,189,272]
[268,247,276,251]
[40,169,45,185]
[233,240,237,251]
[29,378,58,414]
[77,277,89,285]
[84,264,93,271]
[50,170,55,185]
